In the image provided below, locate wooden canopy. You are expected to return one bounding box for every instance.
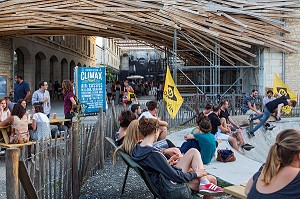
[1,0,300,65]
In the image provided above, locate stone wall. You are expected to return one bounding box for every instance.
[0,37,13,95]
[285,18,300,95]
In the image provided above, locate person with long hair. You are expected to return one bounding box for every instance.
[0,99,29,144]
[245,129,300,198]
[115,110,136,146]
[0,98,11,122]
[131,117,223,196]
[61,80,76,128]
[29,102,51,141]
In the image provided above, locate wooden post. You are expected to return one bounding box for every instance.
[98,107,105,169]
[72,120,80,199]
[6,148,20,199]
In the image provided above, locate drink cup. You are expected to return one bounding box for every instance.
[53,113,57,119]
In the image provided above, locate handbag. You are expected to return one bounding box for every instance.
[216,149,236,162]
[127,91,136,101]
[158,171,192,199]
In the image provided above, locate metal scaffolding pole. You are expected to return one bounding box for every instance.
[172,28,177,84]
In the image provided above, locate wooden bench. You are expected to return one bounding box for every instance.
[224,183,247,199]
[0,141,36,148]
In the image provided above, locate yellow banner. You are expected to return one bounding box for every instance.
[163,67,184,119]
[272,74,297,114]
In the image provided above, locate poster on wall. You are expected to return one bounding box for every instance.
[74,67,106,116]
[0,75,7,97]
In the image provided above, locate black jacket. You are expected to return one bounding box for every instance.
[131,144,197,190]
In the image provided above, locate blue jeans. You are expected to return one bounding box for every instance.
[251,106,271,133]
[180,139,201,154]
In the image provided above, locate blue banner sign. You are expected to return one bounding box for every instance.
[75,67,106,114]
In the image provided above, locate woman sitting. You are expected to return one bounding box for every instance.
[0,97,11,122]
[245,129,300,198]
[131,116,223,197]
[0,99,29,144]
[180,119,216,165]
[29,103,51,141]
[115,110,136,146]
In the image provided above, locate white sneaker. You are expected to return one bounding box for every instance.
[0,150,6,156]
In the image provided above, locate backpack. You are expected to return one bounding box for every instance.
[73,95,82,114]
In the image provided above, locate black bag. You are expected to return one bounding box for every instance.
[158,171,191,199]
[216,149,236,163]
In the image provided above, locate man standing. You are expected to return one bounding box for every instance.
[242,89,261,115]
[219,100,254,151]
[138,100,168,141]
[248,95,297,137]
[13,74,31,103]
[32,81,51,117]
[106,81,113,104]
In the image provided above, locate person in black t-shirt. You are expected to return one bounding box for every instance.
[248,95,297,136]
[208,105,241,153]
[220,100,254,151]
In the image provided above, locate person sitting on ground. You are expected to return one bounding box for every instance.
[262,90,275,111]
[180,118,216,165]
[199,104,213,118]
[219,100,254,151]
[131,116,223,196]
[138,100,168,141]
[0,99,29,144]
[208,105,241,153]
[242,89,261,115]
[130,103,142,119]
[115,110,136,146]
[245,129,300,198]
[248,95,297,137]
[29,102,51,141]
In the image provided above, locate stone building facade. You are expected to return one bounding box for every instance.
[0,36,96,97]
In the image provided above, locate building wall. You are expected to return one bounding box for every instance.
[95,37,120,71]
[12,36,96,91]
[0,37,13,96]
[285,17,300,95]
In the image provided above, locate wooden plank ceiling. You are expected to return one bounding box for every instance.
[1,0,300,65]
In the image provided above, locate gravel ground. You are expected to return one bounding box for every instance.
[79,156,236,199]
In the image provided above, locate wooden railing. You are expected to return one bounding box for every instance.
[5,106,118,199]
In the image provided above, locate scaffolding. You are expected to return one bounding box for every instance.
[170,28,260,99]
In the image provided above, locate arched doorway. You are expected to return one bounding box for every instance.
[14,46,31,77]
[77,62,82,67]
[35,52,47,89]
[70,60,76,81]
[61,58,68,81]
[50,55,59,86]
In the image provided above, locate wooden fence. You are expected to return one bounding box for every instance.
[5,106,118,199]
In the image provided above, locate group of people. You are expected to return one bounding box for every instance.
[0,75,77,154]
[242,89,297,137]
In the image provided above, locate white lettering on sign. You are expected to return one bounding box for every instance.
[80,71,103,81]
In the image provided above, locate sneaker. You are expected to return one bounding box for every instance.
[266,124,276,130]
[247,130,255,138]
[241,144,255,151]
[199,183,224,194]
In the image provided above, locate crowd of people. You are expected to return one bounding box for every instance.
[111,85,299,198]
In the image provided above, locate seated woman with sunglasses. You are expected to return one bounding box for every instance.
[131,116,223,197]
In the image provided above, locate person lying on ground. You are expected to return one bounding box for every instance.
[180,119,216,164]
[245,129,300,198]
[208,105,242,153]
[138,100,168,141]
[219,100,254,151]
[248,95,296,137]
[115,110,136,146]
[131,116,223,196]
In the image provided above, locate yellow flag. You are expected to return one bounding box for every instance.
[163,67,184,119]
[272,74,297,114]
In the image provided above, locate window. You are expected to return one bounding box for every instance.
[88,40,91,57]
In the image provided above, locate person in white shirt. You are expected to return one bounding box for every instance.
[262,90,276,111]
[138,100,168,141]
